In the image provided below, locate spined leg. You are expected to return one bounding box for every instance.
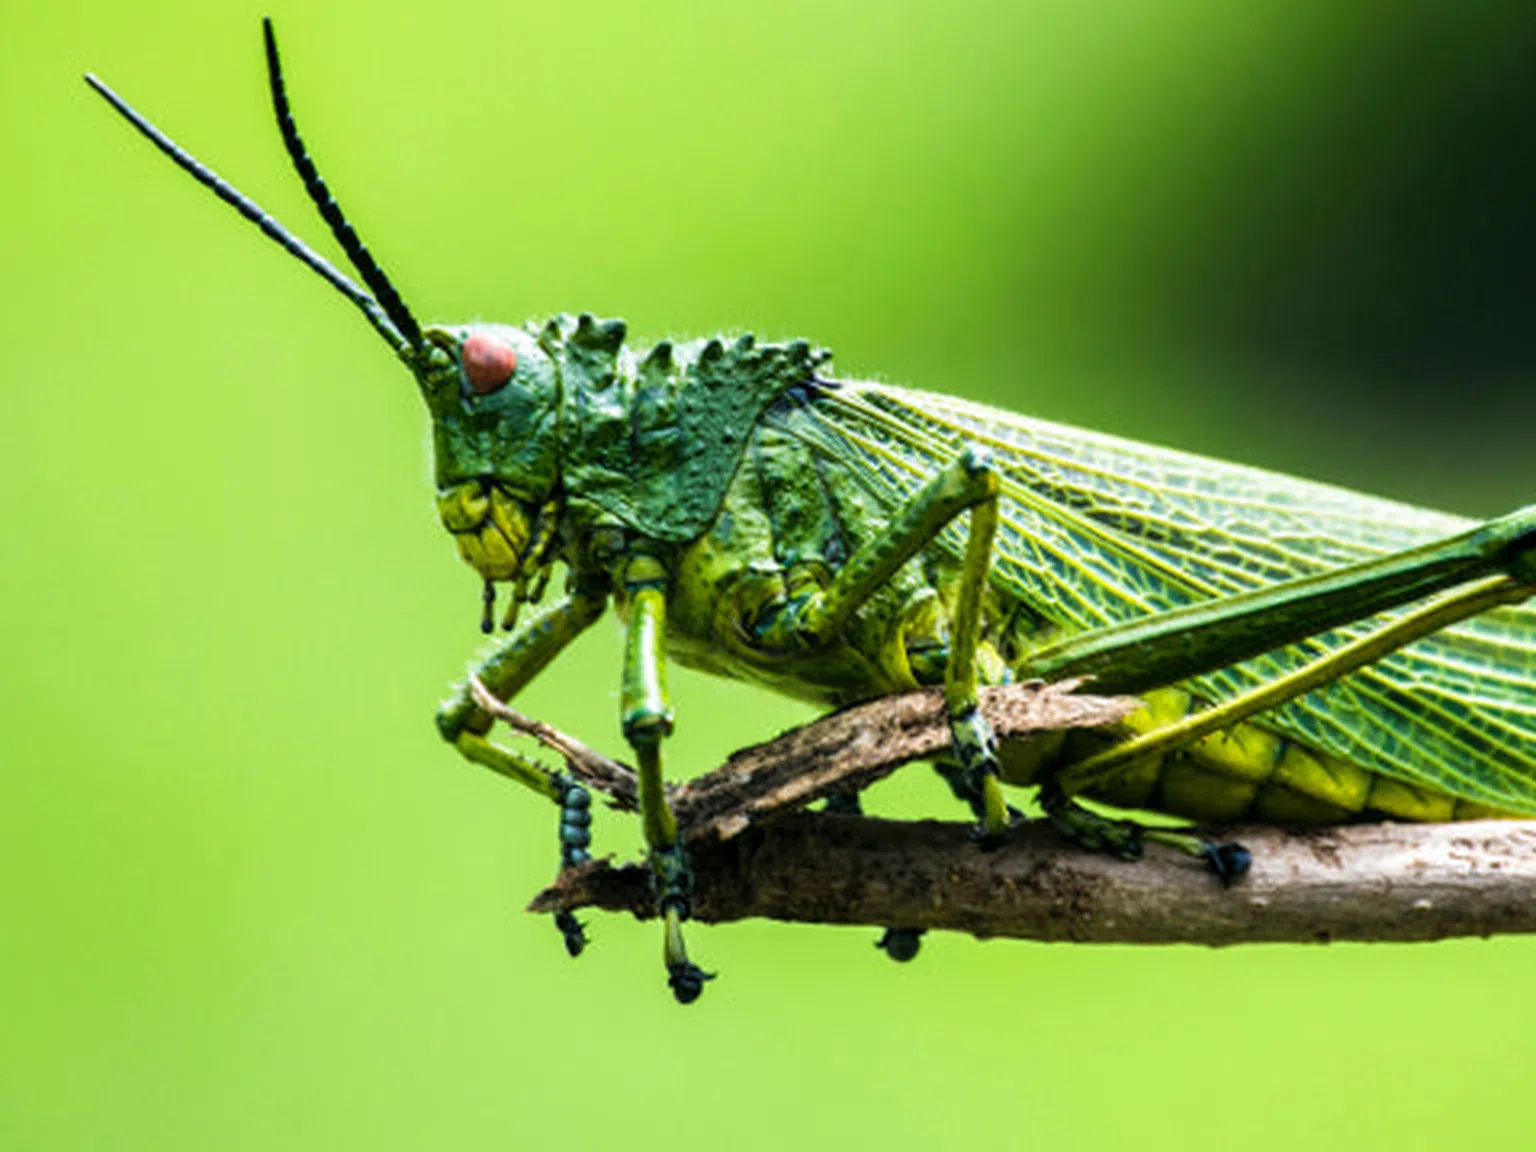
[939,461,1011,844]
[621,555,713,1004]
[1020,506,1536,697]
[1037,784,1251,885]
[933,758,1024,828]
[1054,573,1535,798]
[1037,784,1143,860]
[1036,572,1534,886]
[757,446,1010,842]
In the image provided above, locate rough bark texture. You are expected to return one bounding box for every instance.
[474,676,1536,945]
[470,675,1136,839]
[531,814,1536,943]
[668,680,1134,844]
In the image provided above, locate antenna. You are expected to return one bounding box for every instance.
[84,21,422,355]
[261,17,423,351]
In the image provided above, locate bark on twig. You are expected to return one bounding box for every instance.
[469,676,640,807]
[531,814,1536,944]
[470,675,1135,838]
[471,676,1536,945]
[669,679,1132,845]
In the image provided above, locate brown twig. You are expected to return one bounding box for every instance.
[668,679,1133,844]
[470,676,1536,945]
[469,674,639,807]
[469,676,1136,837]
[531,813,1536,943]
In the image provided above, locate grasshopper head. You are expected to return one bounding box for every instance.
[85,23,571,625]
[414,324,562,585]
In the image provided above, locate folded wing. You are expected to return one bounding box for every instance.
[781,380,1536,813]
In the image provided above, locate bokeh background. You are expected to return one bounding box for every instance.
[5,1,1535,1148]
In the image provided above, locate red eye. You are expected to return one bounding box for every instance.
[462,333,517,394]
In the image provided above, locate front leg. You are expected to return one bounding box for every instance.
[620,554,713,1004]
[436,588,607,952]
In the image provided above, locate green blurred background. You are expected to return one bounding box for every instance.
[5,0,1534,1147]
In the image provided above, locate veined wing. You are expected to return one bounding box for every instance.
[776,379,1536,813]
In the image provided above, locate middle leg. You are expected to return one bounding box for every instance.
[620,553,713,1004]
[757,445,1010,841]
[939,464,1011,844]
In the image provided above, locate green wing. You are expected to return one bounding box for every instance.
[779,379,1536,813]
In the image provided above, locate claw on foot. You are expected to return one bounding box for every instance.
[1201,840,1252,887]
[553,909,587,958]
[824,790,864,816]
[667,961,716,1005]
[659,892,713,1004]
[969,824,1009,852]
[875,928,925,962]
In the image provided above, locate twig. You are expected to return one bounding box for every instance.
[469,675,639,807]
[532,813,1536,944]
[471,677,1536,945]
[669,679,1132,844]
[468,676,1136,838]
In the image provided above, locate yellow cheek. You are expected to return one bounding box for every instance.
[439,482,535,582]
[476,525,522,577]
[451,525,523,580]
[438,484,490,532]
[487,488,529,549]
[455,532,487,570]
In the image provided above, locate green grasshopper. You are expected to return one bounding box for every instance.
[88,20,1536,1003]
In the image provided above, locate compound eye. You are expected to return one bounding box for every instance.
[462,333,517,394]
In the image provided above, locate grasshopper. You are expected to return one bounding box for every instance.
[88,20,1536,1003]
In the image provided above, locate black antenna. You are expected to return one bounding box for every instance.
[83,24,421,356]
[261,17,423,351]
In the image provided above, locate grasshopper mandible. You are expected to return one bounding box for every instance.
[87,20,1536,1003]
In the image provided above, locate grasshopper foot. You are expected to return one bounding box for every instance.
[556,778,594,868]
[661,902,714,1005]
[823,789,864,816]
[875,928,925,962]
[667,960,716,1004]
[1200,841,1252,887]
[935,759,1021,850]
[552,778,594,956]
[968,795,1025,851]
[553,909,588,958]
[968,821,1014,852]
[655,847,714,1004]
[1139,827,1250,886]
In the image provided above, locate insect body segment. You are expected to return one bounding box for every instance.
[1063,688,1509,824]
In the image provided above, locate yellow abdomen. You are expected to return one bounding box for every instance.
[1074,688,1509,824]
